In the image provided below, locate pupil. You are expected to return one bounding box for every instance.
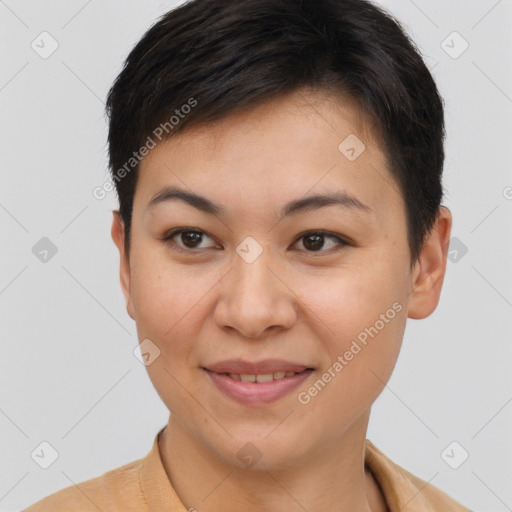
[179,232,326,250]
[304,234,323,251]
[183,231,202,248]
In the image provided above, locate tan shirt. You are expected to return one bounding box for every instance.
[24,428,472,511]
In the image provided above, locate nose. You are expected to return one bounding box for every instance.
[213,246,297,339]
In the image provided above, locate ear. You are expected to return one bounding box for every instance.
[111,211,136,320]
[407,206,452,319]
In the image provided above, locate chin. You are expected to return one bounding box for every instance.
[204,429,312,472]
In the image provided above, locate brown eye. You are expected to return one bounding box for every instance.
[163,228,218,252]
[295,231,349,254]
[302,233,324,251]
[161,228,349,256]
[180,230,204,248]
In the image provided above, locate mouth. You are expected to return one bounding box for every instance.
[212,370,307,383]
[201,360,315,406]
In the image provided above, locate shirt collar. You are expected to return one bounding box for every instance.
[139,428,438,512]
[364,439,437,511]
[138,427,188,511]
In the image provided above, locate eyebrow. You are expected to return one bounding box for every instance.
[146,186,373,219]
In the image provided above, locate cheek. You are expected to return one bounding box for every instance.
[294,264,407,395]
[296,263,406,340]
[295,278,407,429]
[129,249,194,332]
[128,255,207,414]
[128,253,223,364]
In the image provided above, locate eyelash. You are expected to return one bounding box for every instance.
[161,227,351,256]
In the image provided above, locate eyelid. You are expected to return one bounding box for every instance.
[292,230,351,256]
[161,227,351,254]
[294,229,352,246]
[161,227,219,252]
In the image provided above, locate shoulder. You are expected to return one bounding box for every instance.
[396,461,472,511]
[365,439,473,512]
[22,458,145,512]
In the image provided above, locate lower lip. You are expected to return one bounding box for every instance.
[204,368,314,406]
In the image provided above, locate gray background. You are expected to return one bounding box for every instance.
[1,1,511,511]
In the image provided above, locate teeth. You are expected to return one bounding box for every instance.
[228,371,298,382]
[256,373,273,383]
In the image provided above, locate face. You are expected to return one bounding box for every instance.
[112,88,451,470]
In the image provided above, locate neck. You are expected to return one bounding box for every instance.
[159,411,387,512]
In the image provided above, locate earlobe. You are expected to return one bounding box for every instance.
[407,207,452,319]
[111,211,135,321]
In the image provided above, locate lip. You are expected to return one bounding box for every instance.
[204,359,311,374]
[202,359,315,406]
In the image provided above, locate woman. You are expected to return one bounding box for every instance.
[25,0,471,510]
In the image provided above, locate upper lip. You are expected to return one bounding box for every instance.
[203,359,313,374]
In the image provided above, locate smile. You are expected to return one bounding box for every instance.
[202,360,315,406]
[221,371,300,382]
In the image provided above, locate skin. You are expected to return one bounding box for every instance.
[111,87,452,512]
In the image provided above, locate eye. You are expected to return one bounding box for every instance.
[162,228,219,252]
[162,228,350,255]
[292,230,349,254]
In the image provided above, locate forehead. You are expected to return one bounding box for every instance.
[136,88,404,223]
[159,88,379,159]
